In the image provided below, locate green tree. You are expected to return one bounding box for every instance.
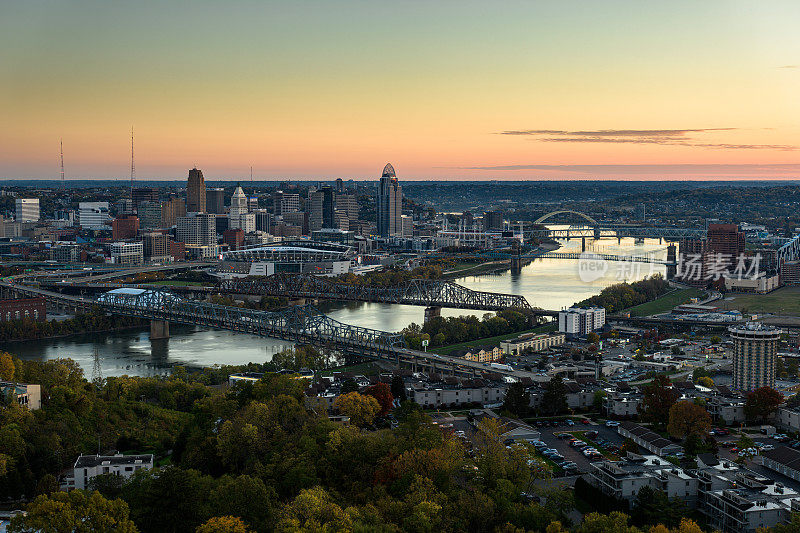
[631,486,686,529]
[541,376,568,415]
[502,382,530,417]
[391,375,407,402]
[0,352,15,380]
[9,490,138,533]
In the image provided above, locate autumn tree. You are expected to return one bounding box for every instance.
[334,392,380,427]
[667,401,711,440]
[196,516,251,533]
[0,352,15,380]
[639,375,678,430]
[364,382,394,416]
[9,490,138,533]
[696,376,714,388]
[744,387,783,423]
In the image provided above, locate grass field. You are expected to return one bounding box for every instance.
[721,286,800,316]
[432,322,558,355]
[625,288,706,317]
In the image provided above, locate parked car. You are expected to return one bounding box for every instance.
[605,421,620,427]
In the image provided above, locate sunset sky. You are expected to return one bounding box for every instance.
[2,1,800,181]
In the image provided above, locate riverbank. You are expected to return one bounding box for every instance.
[432,321,558,356]
[0,322,149,345]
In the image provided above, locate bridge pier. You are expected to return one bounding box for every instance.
[581,237,586,253]
[424,306,441,324]
[666,243,677,280]
[150,320,170,340]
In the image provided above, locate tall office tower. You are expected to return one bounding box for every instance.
[707,223,745,260]
[484,210,503,231]
[142,232,171,263]
[320,186,336,229]
[376,163,402,237]
[206,188,225,214]
[335,178,344,193]
[308,190,324,231]
[161,195,186,227]
[248,196,259,211]
[112,214,139,240]
[228,185,254,232]
[15,198,40,223]
[132,187,159,211]
[272,190,284,216]
[78,202,111,229]
[252,209,272,232]
[281,193,300,214]
[187,167,206,213]
[138,201,163,229]
[176,213,216,246]
[229,185,248,216]
[335,193,359,222]
[729,323,782,391]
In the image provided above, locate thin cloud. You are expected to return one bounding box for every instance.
[460,163,800,173]
[778,65,799,69]
[499,128,734,137]
[497,128,794,150]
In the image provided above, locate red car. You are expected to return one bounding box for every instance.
[581,419,591,425]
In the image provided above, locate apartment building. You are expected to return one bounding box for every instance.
[500,332,566,355]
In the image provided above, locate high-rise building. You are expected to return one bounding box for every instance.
[176,213,216,246]
[707,223,745,259]
[308,190,324,231]
[252,209,272,233]
[206,188,225,214]
[142,232,171,263]
[15,198,40,223]
[132,187,159,211]
[229,185,248,216]
[161,196,186,227]
[558,307,606,337]
[729,323,782,391]
[376,163,402,237]
[484,210,503,231]
[335,193,359,222]
[78,202,110,229]
[335,178,344,193]
[279,192,300,215]
[110,242,144,266]
[138,201,163,229]
[223,228,245,251]
[112,214,139,240]
[187,168,206,213]
[248,196,259,211]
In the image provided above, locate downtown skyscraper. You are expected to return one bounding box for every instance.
[187,168,206,213]
[376,163,402,237]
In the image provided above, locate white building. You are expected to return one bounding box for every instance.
[558,307,606,336]
[63,453,153,491]
[229,212,255,233]
[15,198,39,223]
[229,185,248,216]
[78,202,111,229]
[176,212,216,247]
[110,241,144,266]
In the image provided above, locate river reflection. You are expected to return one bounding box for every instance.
[3,237,666,377]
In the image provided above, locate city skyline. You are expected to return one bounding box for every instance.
[3,1,800,181]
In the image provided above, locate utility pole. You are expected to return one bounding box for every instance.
[130,126,135,201]
[60,138,65,187]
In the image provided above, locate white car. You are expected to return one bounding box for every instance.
[605,421,620,427]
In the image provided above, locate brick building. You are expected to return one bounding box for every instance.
[112,214,140,240]
[0,297,47,322]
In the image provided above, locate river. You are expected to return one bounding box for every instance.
[3,237,666,377]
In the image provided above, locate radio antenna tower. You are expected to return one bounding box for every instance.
[250,165,253,186]
[60,138,65,187]
[130,126,135,200]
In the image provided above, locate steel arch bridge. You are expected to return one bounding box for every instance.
[533,210,599,226]
[216,273,537,312]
